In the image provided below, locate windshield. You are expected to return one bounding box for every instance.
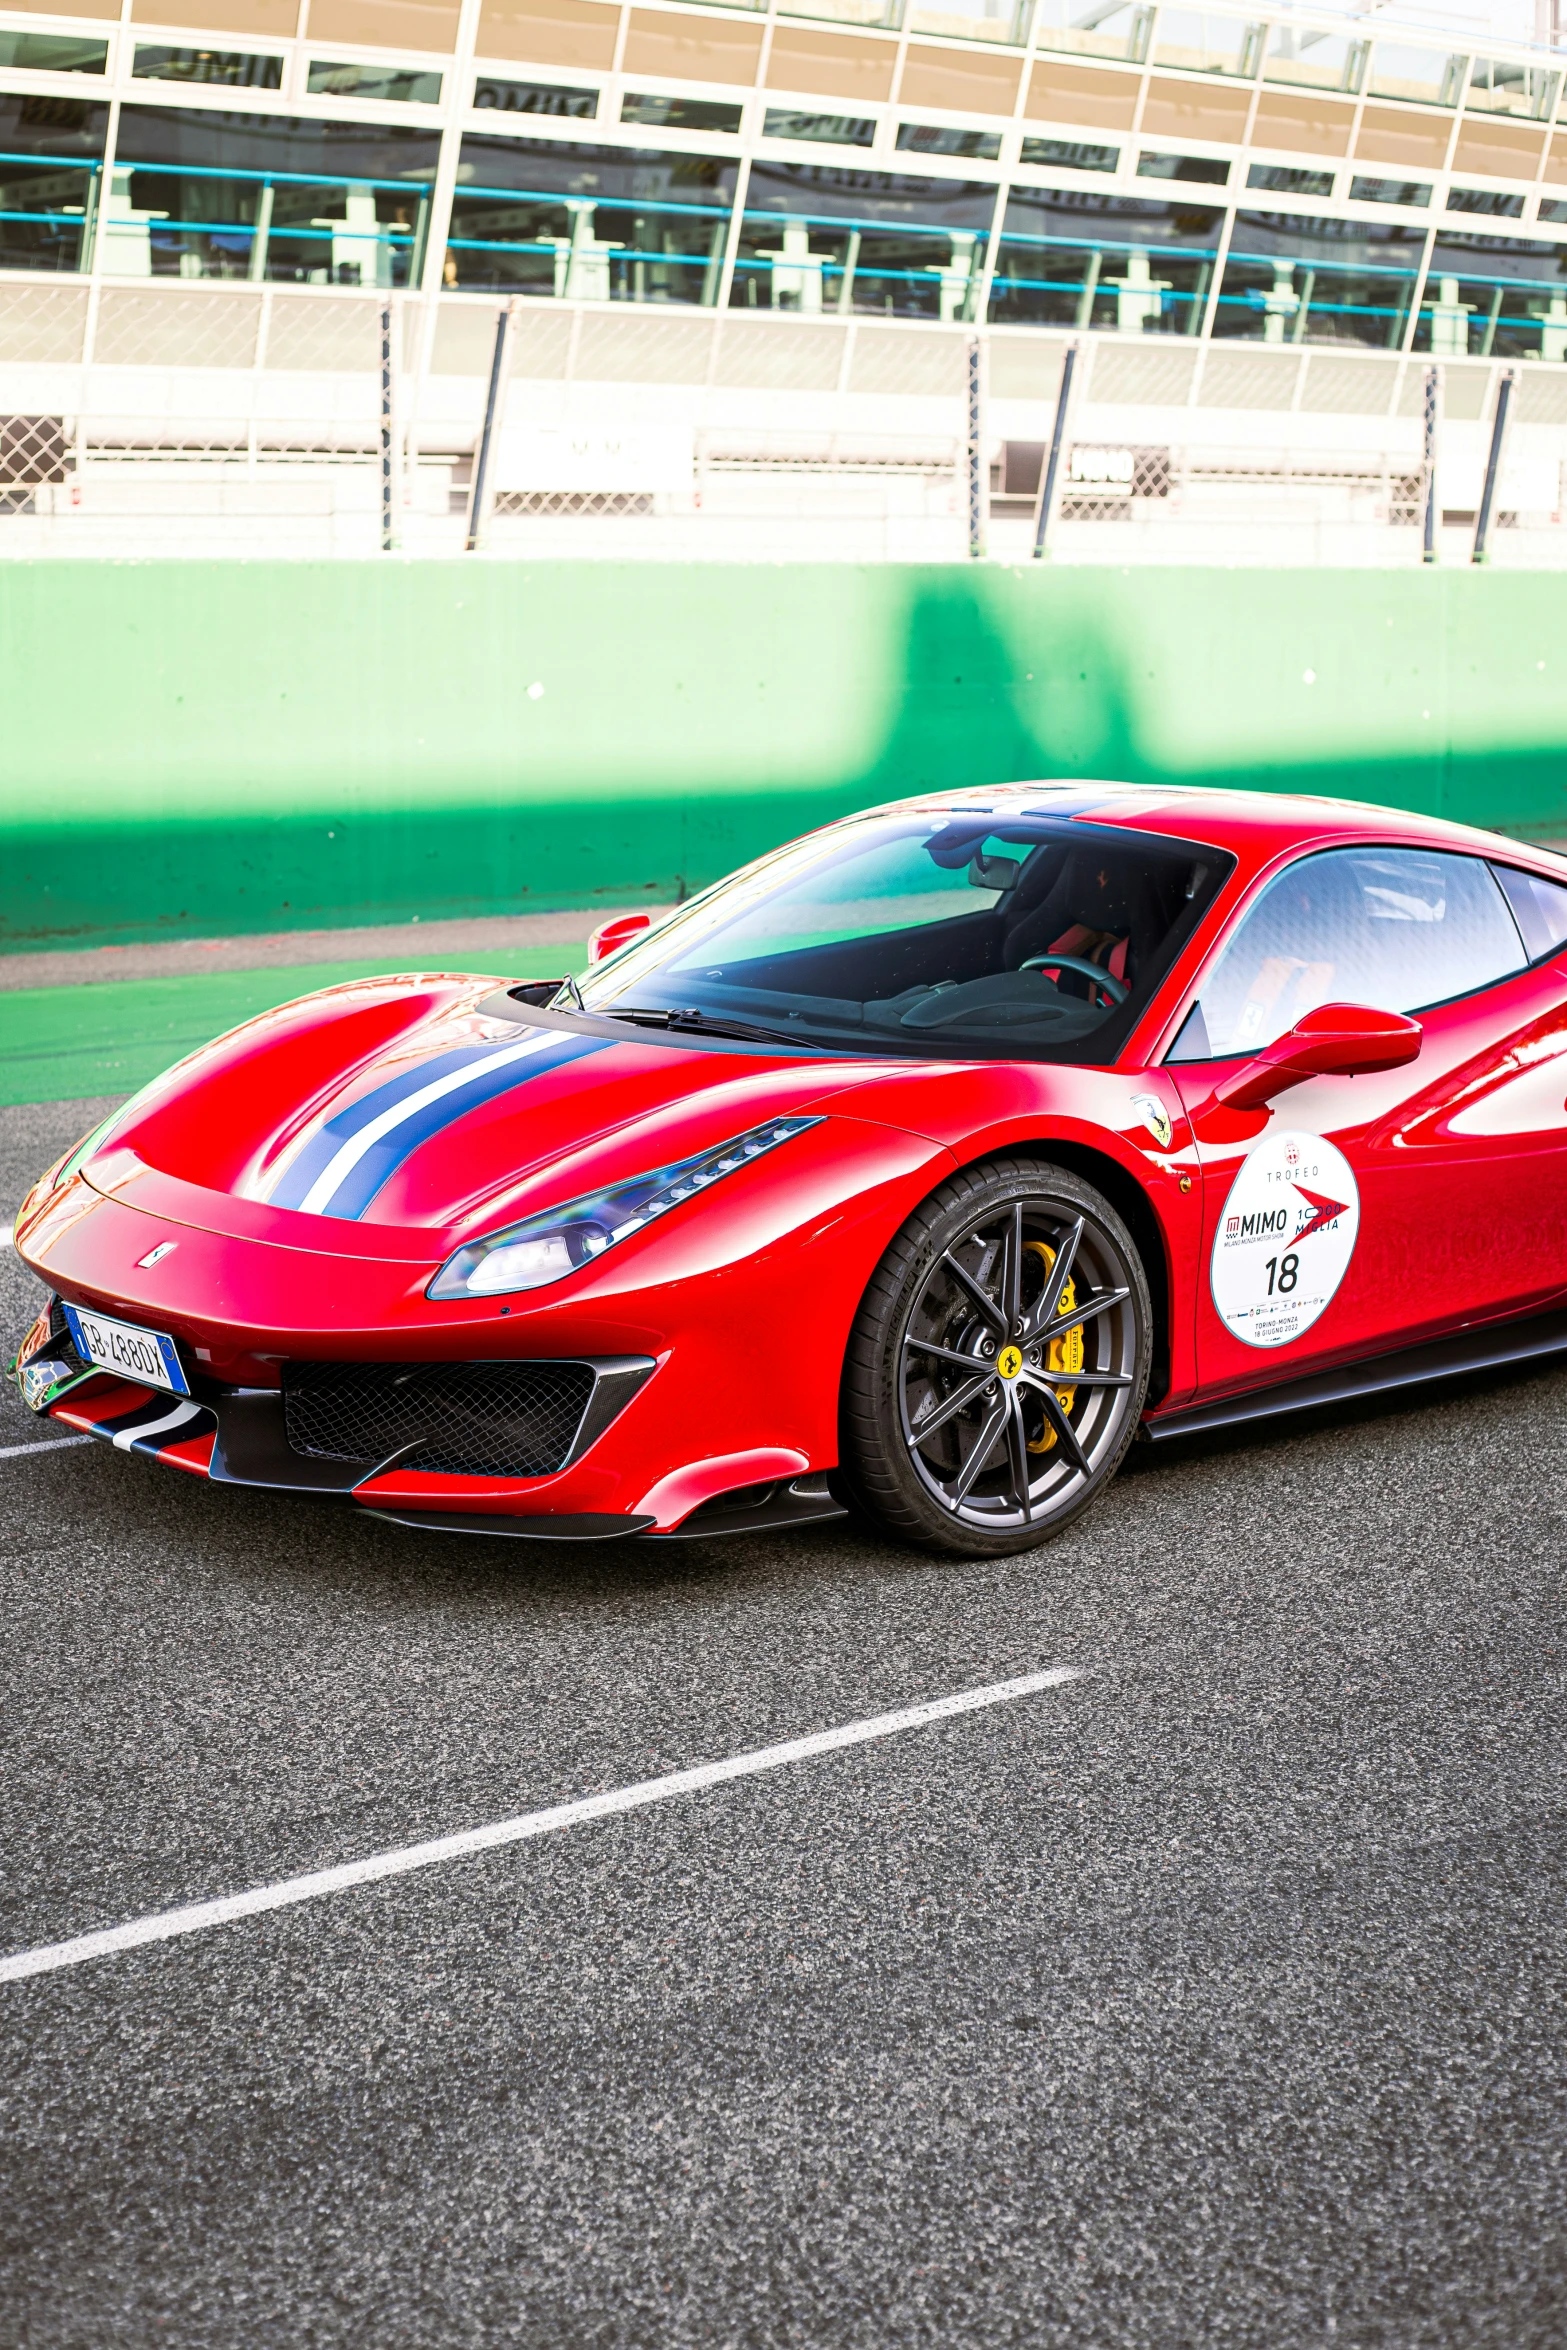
[579,811,1233,1064]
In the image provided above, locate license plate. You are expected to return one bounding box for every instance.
[62,1303,190,1397]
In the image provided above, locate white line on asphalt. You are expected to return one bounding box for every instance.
[0,1666,1083,1984]
[0,1434,94,1462]
[1,1225,12,1248]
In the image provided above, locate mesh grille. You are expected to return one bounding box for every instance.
[282,1360,597,1479]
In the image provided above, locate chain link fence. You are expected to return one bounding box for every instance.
[2,278,1564,559]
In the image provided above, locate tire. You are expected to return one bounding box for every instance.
[840,1157,1152,1559]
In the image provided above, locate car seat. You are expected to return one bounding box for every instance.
[1002,850,1171,996]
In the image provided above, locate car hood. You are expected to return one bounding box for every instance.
[65,973,893,1250]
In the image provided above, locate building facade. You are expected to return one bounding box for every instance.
[3,0,1566,552]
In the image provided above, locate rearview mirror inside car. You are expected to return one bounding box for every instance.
[968,852,1022,893]
[1216,1002,1423,1113]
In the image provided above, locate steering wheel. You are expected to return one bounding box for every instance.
[1020,952,1129,1008]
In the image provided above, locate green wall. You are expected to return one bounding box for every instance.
[4,560,1566,953]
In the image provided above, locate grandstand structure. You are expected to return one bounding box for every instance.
[2,0,1567,554]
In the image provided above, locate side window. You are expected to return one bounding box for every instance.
[1168,846,1526,1062]
[1491,863,1567,964]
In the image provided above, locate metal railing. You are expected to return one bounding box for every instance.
[1,280,1560,561]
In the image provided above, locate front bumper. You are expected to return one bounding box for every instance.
[9,1114,946,1534]
[14,1355,848,1541]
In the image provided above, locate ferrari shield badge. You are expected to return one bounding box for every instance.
[1210,1131,1360,1350]
[1131,1094,1173,1150]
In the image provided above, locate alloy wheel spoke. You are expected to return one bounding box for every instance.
[1026,1379,1090,1478]
[1036,1282,1129,1345]
[1020,1364,1132,1393]
[1024,1216,1083,1341]
[948,1395,1009,1507]
[1001,1203,1024,1331]
[903,1333,992,1374]
[940,1250,1007,1334]
[1004,1389,1035,1522]
[910,1371,995,1449]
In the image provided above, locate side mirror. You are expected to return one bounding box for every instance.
[588,911,655,965]
[1217,1001,1422,1113]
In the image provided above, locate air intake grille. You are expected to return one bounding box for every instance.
[282,1360,597,1480]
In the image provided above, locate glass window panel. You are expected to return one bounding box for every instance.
[106,160,258,278]
[1032,0,1151,64]
[133,46,282,88]
[0,32,107,73]
[1261,22,1364,93]
[1413,231,1567,361]
[897,122,1002,158]
[1538,196,1567,224]
[115,102,441,184]
[306,62,443,104]
[1152,9,1260,76]
[1019,135,1119,170]
[1172,848,1524,1061]
[1467,55,1557,119]
[1449,186,1525,218]
[731,160,996,319]
[1247,162,1334,196]
[267,180,427,284]
[1137,148,1229,183]
[763,109,875,145]
[0,89,108,159]
[1349,174,1431,207]
[584,812,1230,1068]
[1491,864,1567,961]
[988,186,1222,333]
[777,0,900,26]
[1214,209,1427,347]
[474,77,597,117]
[1365,41,1466,107]
[0,93,107,272]
[449,133,736,302]
[621,92,743,131]
[906,0,1028,44]
[110,107,438,284]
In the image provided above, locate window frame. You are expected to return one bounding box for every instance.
[1158,840,1548,1067]
[1488,859,1567,969]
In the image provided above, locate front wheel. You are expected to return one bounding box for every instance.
[841,1158,1152,1558]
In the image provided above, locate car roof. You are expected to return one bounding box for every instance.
[878,779,1565,883]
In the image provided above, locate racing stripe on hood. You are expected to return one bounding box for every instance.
[266,1031,610,1220]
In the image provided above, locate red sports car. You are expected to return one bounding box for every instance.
[12,784,1567,1557]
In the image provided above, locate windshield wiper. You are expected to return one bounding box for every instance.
[604,1005,812,1050]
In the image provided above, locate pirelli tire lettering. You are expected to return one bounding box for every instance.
[1210,1131,1360,1350]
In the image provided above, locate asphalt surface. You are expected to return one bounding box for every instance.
[2,1096,1564,2348]
[0,908,654,992]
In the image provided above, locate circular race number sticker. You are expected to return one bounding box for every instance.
[1210,1130,1360,1350]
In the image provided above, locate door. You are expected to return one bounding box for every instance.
[1164,842,1567,1400]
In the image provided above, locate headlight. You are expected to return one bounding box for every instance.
[427,1115,823,1301]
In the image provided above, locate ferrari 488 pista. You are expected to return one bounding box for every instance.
[12,783,1567,1556]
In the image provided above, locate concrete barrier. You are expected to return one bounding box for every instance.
[5,560,1566,951]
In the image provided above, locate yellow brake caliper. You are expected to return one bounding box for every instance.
[1022,1240,1083,1454]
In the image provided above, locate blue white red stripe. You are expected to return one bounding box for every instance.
[265,1031,610,1221]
